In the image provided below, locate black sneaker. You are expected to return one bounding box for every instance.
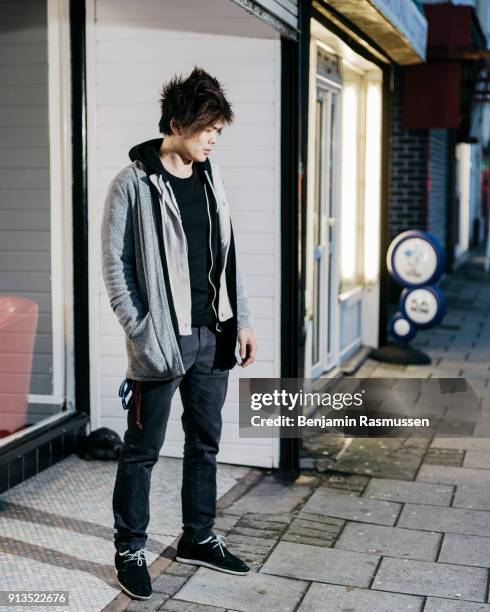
[114,548,152,600]
[176,534,250,576]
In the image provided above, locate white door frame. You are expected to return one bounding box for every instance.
[0,0,74,451]
[305,24,384,376]
[312,80,340,378]
[28,0,74,409]
[305,41,342,380]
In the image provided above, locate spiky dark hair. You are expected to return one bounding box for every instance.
[158,67,233,136]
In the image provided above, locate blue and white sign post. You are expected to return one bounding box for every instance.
[386,230,446,344]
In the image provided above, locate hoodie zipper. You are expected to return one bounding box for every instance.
[204,183,222,333]
[204,169,231,322]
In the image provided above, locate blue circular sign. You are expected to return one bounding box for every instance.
[389,312,417,343]
[387,230,445,288]
[400,285,446,330]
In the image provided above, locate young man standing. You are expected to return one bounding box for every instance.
[101,67,257,600]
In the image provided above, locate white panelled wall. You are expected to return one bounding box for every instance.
[87,0,281,467]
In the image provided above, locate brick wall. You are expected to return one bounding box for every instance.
[388,68,428,241]
[389,69,451,248]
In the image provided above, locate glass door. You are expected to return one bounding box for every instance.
[311,80,339,377]
[0,0,73,444]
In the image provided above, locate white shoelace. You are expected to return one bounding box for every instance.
[124,548,147,566]
[210,534,226,557]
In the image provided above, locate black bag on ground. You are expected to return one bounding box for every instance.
[77,427,123,461]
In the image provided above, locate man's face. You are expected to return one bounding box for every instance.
[178,121,224,162]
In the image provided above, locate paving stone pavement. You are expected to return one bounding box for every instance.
[0,455,247,612]
[298,583,423,611]
[334,522,441,560]
[363,477,453,506]
[2,257,489,611]
[142,254,490,612]
[372,557,487,601]
[302,487,402,525]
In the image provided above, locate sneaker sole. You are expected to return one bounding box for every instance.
[114,569,153,600]
[175,556,250,576]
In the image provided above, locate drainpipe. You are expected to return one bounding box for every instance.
[278,0,311,482]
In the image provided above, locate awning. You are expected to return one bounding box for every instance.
[230,0,299,40]
[403,3,487,139]
[316,0,428,64]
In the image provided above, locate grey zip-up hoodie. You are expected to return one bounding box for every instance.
[101,146,253,382]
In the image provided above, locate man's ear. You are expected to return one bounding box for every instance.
[169,117,181,136]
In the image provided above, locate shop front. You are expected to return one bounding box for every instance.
[0,0,301,490]
[0,0,89,493]
[402,1,488,270]
[305,22,384,377]
[86,0,294,469]
[0,0,433,485]
[303,1,428,380]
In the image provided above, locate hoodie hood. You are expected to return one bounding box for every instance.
[128,138,165,175]
[128,138,209,183]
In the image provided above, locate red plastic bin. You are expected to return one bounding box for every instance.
[0,296,39,438]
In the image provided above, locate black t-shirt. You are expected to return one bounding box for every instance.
[162,165,220,327]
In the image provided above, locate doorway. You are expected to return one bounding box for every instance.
[311,81,339,376]
[307,44,341,379]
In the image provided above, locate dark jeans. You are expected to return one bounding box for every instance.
[113,324,229,552]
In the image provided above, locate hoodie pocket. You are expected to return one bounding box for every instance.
[127,311,170,377]
[128,311,151,340]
